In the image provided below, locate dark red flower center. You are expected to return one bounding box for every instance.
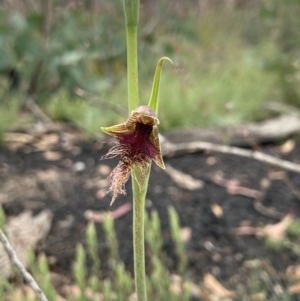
[118,122,157,159]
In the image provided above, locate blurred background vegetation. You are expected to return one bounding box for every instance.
[0,0,300,140]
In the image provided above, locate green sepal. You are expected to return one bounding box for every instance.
[148,57,173,115]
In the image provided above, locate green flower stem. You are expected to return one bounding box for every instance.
[123,1,148,300]
[126,25,139,113]
[123,0,139,113]
[123,0,139,28]
[132,165,150,301]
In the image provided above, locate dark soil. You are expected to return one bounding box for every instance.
[1,129,300,292]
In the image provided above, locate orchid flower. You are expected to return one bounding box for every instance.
[101,105,165,205]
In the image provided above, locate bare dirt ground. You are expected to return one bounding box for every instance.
[1,126,300,299]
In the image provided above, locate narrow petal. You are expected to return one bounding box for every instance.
[148,57,173,115]
[101,123,130,137]
[149,126,165,169]
[152,152,165,169]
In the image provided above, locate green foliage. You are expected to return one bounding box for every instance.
[145,210,178,300]
[102,214,119,268]
[264,237,288,251]
[0,207,193,301]
[114,263,133,301]
[102,3,285,131]
[0,3,127,139]
[102,279,114,301]
[287,219,300,238]
[0,4,125,97]
[1,1,300,135]
[73,244,87,300]
[86,222,101,280]
[45,91,119,137]
[243,263,292,301]
[38,254,57,301]
[264,220,300,256]
[0,205,6,227]
[260,0,300,106]
[0,278,12,301]
[0,99,20,145]
[168,206,187,275]
[149,255,171,299]
[1,207,300,300]
[27,251,57,301]
[145,209,191,301]
[145,210,163,255]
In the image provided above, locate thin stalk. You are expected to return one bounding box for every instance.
[126,25,139,113]
[132,165,150,301]
[123,0,139,113]
[123,0,148,300]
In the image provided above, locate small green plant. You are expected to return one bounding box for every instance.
[102,214,119,268]
[0,99,20,145]
[27,251,57,301]
[145,210,163,256]
[86,222,101,281]
[73,244,87,301]
[3,203,298,300]
[264,220,300,256]
[0,205,6,228]
[287,220,300,238]
[168,206,187,276]
[264,237,288,251]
